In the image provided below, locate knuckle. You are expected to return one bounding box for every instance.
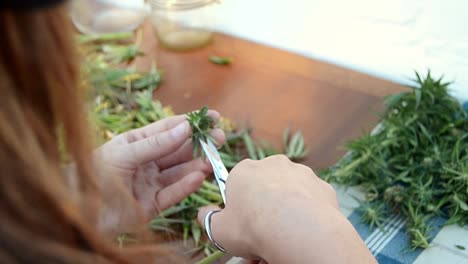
[266,154,289,163]
[229,159,256,180]
[147,135,162,148]
[275,154,289,160]
[237,158,255,167]
[327,182,337,195]
[123,129,138,143]
[297,163,313,172]
[279,154,293,164]
[324,182,338,202]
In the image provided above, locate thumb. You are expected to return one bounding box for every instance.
[130,121,190,164]
[198,205,229,251]
[197,205,222,227]
[198,205,233,253]
[198,206,255,259]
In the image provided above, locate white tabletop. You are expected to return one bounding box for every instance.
[214,0,468,101]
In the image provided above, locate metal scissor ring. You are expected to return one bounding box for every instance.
[204,210,227,253]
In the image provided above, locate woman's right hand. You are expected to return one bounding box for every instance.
[198,155,375,264]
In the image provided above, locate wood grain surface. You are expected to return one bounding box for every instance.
[136,21,407,170]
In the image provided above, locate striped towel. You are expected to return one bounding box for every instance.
[336,184,468,264]
[227,189,468,264]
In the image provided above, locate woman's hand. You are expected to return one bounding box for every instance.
[198,155,375,264]
[94,111,225,222]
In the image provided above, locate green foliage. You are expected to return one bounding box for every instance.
[80,33,170,141]
[322,71,468,249]
[187,107,216,157]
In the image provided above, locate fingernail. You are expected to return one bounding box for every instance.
[171,121,189,138]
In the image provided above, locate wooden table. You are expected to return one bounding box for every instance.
[137,22,407,169]
[134,21,408,263]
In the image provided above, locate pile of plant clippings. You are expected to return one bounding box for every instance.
[322,72,468,250]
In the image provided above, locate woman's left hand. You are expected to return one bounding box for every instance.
[93,110,225,222]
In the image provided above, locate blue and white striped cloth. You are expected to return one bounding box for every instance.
[336,102,468,264]
[337,184,468,264]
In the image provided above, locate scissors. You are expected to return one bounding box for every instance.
[199,139,229,252]
[199,139,229,204]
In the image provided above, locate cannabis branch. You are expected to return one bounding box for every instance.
[322,72,468,250]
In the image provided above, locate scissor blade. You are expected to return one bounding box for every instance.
[199,140,228,203]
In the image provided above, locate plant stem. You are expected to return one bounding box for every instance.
[195,250,225,264]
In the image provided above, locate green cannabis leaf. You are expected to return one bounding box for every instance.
[187,106,216,157]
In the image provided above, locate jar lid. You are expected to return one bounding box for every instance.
[151,0,218,10]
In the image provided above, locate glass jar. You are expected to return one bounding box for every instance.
[71,0,150,35]
[150,0,221,51]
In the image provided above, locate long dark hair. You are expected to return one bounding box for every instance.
[0,4,179,263]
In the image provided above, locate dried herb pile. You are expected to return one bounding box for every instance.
[80,33,173,142]
[321,72,468,249]
[80,32,306,262]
